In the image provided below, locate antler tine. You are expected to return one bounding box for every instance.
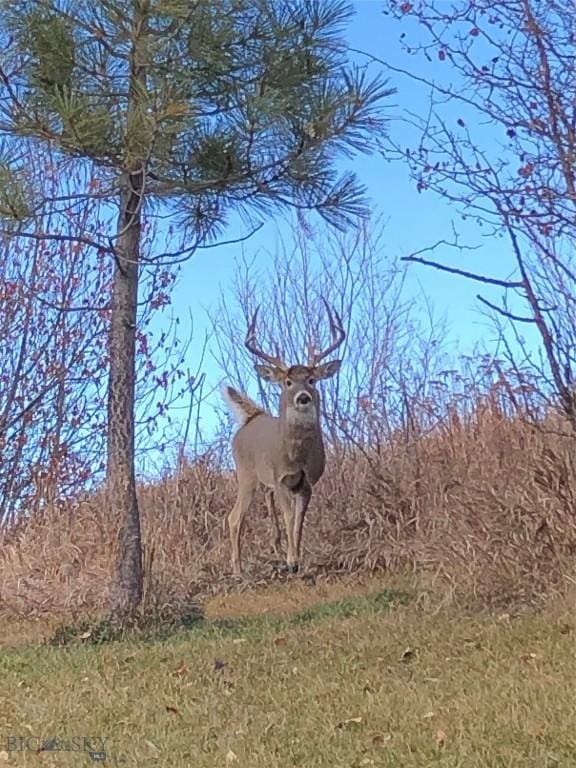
[244,305,286,369]
[309,298,346,365]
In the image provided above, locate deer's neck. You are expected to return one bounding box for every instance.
[280,413,323,465]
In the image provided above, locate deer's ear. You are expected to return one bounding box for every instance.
[312,359,341,380]
[254,364,284,382]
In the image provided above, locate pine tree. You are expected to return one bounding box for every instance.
[0,0,393,616]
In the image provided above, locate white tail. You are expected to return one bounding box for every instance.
[220,384,264,426]
[222,301,345,576]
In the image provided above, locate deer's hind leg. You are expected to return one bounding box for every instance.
[228,475,256,577]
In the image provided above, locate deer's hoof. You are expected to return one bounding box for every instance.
[287,563,299,575]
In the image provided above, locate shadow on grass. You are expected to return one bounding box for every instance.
[47,588,413,648]
[48,603,205,647]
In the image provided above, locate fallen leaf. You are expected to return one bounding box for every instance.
[336,716,363,729]
[165,705,180,715]
[436,729,447,748]
[528,723,548,740]
[226,749,238,763]
[372,733,392,745]
[173,662,189,676]
[423,711,435,719]
[273,637,287,647]
[292,667,299,675]
[78,631,92,640]
[145,740,160,754]
[401,647,415,662]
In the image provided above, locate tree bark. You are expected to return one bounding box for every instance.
[106,168,144,616]
[107,4,148,616]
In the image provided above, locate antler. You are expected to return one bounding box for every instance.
[308,298,346,366]
[244,306,286,369]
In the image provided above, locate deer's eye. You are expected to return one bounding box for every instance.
[308,377,315,386]
[285,379,293,388]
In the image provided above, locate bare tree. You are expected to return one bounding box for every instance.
[0,152,195,529]
[381,0,576,425]
[211,217,448,450]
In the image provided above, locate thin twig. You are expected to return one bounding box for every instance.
[477,295,535,323]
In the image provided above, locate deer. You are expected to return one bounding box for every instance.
[221,300,345,577]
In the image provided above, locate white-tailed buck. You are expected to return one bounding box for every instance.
[222,301,345,576]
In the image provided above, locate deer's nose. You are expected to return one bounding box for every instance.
[295,392,312,406]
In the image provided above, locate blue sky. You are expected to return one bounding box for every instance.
[149,1,539,458]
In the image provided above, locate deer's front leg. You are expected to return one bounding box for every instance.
[276,483,297,572]
[293,482,312,570]
[264,488,281,556]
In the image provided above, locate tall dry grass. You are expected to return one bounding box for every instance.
[1,389,574,618]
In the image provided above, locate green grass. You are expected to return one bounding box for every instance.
[0,584,574,767]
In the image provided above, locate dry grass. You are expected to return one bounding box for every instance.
[0,579,574,767]
[1,398,575,618]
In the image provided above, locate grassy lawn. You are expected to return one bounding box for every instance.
[0,578,574,767]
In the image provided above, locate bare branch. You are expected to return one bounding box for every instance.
[402,255,524,289]
[5,229,110,253]
[477,295,535,324]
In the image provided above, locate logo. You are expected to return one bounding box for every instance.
[5,736,107,761]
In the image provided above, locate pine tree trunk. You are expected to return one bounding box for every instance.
[107,2,150,618]
[107,169,144,616]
